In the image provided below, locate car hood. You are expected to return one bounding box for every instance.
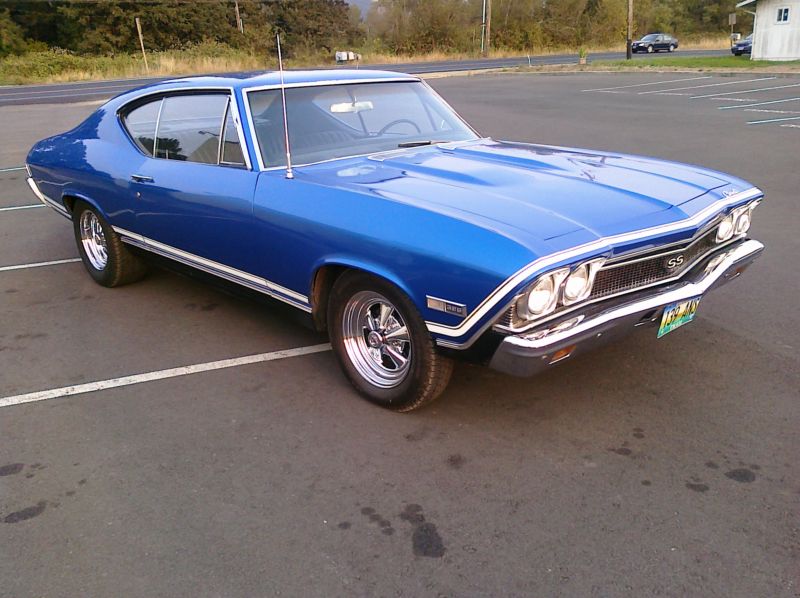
[303,139,734,249]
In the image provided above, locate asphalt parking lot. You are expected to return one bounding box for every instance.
[1,72,798,597]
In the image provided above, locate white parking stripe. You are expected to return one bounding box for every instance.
[691,82,800,99]
[638,77,776,95]
[719,97,800,110]
[747,115,800,125]
[0,204,43,212]
[0,166,26,173]
[0,343,332,408]
[780,124,800,128]
[0,258,81,272]
[744,108,800,114]
[582,76,711,92]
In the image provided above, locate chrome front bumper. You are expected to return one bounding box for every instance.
[489,239,764,377]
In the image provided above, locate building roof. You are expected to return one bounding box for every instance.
[736,0,757,8]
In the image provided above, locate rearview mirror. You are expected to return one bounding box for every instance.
[330,101,374,114]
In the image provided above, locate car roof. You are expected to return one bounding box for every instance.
[120,69,419,99]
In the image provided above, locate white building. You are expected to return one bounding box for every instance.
[737,0,800,60]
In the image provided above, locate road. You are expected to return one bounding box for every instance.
[0,48,729,106]
[1,71,797,597]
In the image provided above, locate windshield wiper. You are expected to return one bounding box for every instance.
[397,140,446,148]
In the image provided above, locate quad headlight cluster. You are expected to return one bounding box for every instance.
[716,200,760,243]
[516,259,604,321]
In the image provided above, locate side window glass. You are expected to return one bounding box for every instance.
[123,99,161,156]
[155,95,228,163]
[221,102,246,167]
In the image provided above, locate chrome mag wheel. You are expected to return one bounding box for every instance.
[79,210,108,270]
[342,291,412,389]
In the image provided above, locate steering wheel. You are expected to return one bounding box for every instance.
[378,119,422,136]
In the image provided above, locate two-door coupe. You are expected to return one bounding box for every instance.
[26,70,764,411]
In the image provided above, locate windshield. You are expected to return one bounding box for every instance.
[641,34,659,41]
[247,81,478,168]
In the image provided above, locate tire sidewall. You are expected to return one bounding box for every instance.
[73,201,117,286]
[328,273,436,409]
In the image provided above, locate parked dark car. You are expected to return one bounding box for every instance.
[25,70,764,411]
[732,34,753,56]
[632,33,679,53]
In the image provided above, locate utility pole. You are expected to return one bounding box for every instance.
[480,0,487,55]
[626,0,633,60]
[135,17,149,73]
[485,0,492,57]
[234,0,244,34]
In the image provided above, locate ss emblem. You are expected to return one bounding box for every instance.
[666,254,685,270]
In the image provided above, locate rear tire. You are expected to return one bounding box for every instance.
[669,44,675,52]
[328,271,453,412]
[72,201,148,287]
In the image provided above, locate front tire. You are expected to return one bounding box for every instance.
[72,201,147,287]
[669,44,675,52]
[328,272,453,412]
[647,45,654,53]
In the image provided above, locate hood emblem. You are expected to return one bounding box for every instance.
[723,188,739,198]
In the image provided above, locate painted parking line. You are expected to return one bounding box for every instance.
[0,258,81,272]
[746,115,800,125]
[0,166,26,173]
[691,82,800,99]
[719,97,800,110]
[744,108,800,114]
[0,343,332,409]
[581,76,711,92]
[638,77,776,95]
[0,204,42,212]
[780,124,800,128]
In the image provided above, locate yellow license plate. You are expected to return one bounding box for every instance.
[657,297,701,338]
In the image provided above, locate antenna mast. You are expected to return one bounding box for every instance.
[276,34,294,179]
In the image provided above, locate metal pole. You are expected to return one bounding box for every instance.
[480,0,487,55]
[135,17,149,73]
[626,0,633,60]
[485,0,492,56]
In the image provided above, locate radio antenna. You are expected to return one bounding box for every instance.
[276,33,294,179]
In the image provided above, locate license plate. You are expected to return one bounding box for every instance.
[657,297,701,338]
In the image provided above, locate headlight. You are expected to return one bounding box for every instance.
[516,268,569,320]
[716,213,735,242]
[562,260,602,305]
[734,209,751,235]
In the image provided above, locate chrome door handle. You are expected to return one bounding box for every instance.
[130,174,154,183]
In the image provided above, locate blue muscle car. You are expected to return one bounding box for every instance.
[26,70,764,411]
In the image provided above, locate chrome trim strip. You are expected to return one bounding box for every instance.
[112,226,311,312]
[504,239,764,351]
[152,97,165,158]
[426,187,763,346]
[492,234,744,335]
[26,177,70,219]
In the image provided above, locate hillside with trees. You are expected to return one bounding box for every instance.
[0,0,752,83]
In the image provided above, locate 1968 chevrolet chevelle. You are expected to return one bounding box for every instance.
[26,70,764,411]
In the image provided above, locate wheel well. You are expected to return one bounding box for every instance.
[62,194,80,214]
[310,265,349,332]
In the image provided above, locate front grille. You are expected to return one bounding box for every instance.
[589,229,717,300]
[496,227,724,332]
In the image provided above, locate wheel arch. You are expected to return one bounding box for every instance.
[309,258,422,333]
[62,191,108,220]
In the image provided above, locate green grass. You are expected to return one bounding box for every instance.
[595,55,800,69]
